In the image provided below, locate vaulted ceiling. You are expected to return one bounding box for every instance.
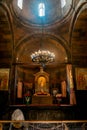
[0,0,87,69]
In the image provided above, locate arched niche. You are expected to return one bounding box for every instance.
[34,67,50,95]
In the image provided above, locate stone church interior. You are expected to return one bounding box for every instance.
[0,0,87,129]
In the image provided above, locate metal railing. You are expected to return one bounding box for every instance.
[0,120,87,130]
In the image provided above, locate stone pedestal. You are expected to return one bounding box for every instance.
[32,95,53,104]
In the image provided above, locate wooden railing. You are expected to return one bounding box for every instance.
[0,120,87,130]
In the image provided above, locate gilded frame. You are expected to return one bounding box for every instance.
[75,68,87,90]
[0,68,10,91]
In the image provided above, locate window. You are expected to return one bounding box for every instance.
[38,3,45,17]
[61,0,66,8]
[17,0,23,9]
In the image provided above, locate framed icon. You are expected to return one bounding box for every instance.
[75,68,87,90]
[0,68,9,91]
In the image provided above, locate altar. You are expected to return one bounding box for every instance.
[32,67,53,104]
[32,95,53,104]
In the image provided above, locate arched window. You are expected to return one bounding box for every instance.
[17,0,23,9]
[38,3,45,17]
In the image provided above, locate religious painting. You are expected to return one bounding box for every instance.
[37,76,47,93]
[0,68,9,91]
[34,67,49,95]
[75,68,87,90]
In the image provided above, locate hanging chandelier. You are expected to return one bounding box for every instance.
[31,49,55,67]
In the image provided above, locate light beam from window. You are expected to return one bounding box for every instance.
[38,3,45,17]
